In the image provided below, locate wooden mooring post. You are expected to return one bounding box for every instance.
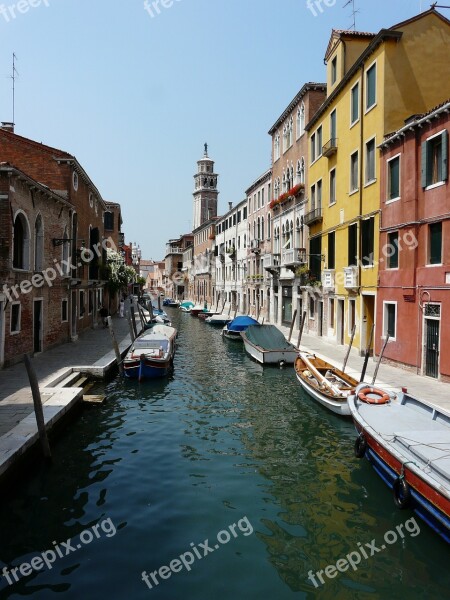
[130,307,138,338]
[372,334,390,385]
[359,324,375,382]
[296,311,307,349]
[127,313,135,342]
[24,354,52,459]
[342,324,356,373]
[107,317,124,375]
[288,309,298,342]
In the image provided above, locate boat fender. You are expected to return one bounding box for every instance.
[357,386,390,405]
[354,434,367,458]
[393,477,411,509]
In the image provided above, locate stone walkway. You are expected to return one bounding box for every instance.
[278,324,450,415]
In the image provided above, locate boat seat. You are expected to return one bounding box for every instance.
[394,430,450,484]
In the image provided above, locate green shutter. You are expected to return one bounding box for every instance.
[442,130,448,181]
[421,141,428,188]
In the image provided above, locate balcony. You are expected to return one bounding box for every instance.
[263,253,280,274]
[165,245,183,255]
[343,266,358,289]
[250,239,260,254]
[322,269,335,291]
[282,248,307,270]
[322,138,338,157]
[303,208,323,226]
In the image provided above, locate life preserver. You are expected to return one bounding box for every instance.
[354,434,367,458]
[357,386,390,405]
[393,477,411,509]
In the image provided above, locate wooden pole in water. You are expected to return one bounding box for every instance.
[107,317,124,375]
[137,304,145,331]
[296,310,307,349]
[147,300,154,321]
[157,294,162,311]
[371,334,390,385]
[130,307,138,338]
[24,354,52,459]
[342,324,356,373]
[127,313,135,342]
[359,324,375,382]
[288,309,298,342]
[215,293,220,312]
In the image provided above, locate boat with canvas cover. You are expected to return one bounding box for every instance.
[294,352,358,416]
[222,315,259,340]
[241,325,297,365]
[348,383,450,543]
[123,324,177,380]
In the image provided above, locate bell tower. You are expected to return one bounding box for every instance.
[193,143,219,230]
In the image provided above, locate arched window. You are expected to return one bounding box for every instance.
[13,212,30,270]
[62,226,70,275]
[297,103,305,138]
[282,171,287,193]
[257,217,261,240]
[34,214,44,271]
[261,216,264,241]
[274,134,280,161]
[267,214,271,240]
[288,117,293,147]
[295,218,301,249]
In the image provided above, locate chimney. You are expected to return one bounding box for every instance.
[1,122,15,133]
[228,202,233,211]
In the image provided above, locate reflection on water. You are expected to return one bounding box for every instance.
[0,309,448,600]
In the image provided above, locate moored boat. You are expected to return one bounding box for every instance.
[190,304,208,317]
[294,352,358,416]
[241,325,297,365]
[222,315,259,340]
[123,324,177,380]
[205,314,232,326]
[180,301,194,313]
[348,383,450,544]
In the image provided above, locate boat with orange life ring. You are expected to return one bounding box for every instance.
[357,386,390,405]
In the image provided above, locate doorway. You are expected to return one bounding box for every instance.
[424,317,440,378]
[362,294,375,355]
[33,299,43,354]
[318,301,323,336]
[71,290,77,339]
[337,299,344,345]
[0,300,4,366]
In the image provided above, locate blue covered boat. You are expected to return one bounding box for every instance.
[123,324,177,380]
[222,315,259,340]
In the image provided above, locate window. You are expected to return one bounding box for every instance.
[72,171,79,191]
[297,103,305,139]
[329,298,335,329]
[311,133,316,163]
[348,299,356,334]
[288,117,293,147]
[317,179,322,209]
[274,134,280,161]
[361,217,375,266]
[366,63,376,110]
[257,191,260,209]
[297,157,305,184]
[283,124,288,152]
[61,299,68,322]
[365,138,376,183]
[310,184,316,210]
[387,231,399,269]
[328,231,335,269]
[267,214,271,240]
[13,212,30,270]
[104,211,114,230]
[429,222,442,265]
[330,109,337,141]
[34,215,44,271]
[261,188,265,206]
[331,56,337,84]
[243,207,247,219]
[387,155,400,200]
[11,303,21,333]
[351,82,359,124]
[316,126,323,158]
[348,223,358,266]
[329,168,336,205]
[309,296,315,318]
[422,131,448,187]
[350,151,359,192]
[383,302,396,339]
[79,290,85,318]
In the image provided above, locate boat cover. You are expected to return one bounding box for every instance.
[227,316,259,332]
[245,325,295,350]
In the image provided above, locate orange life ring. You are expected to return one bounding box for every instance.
[357,386,390,405]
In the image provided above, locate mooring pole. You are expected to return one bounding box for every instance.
[296,310,307,349]
[107,317,124,375]
[288,309,298,342]
[127,313,135,342]
[157,294,162,311]
[372,334,390,385]
[24,354,52,459]
[130,307,138,338]
[342,324,357,373]
[359,324,375,382]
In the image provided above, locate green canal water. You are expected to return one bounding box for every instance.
[0,310,448,600]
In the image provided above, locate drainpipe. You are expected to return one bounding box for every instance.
[358,64,365,352]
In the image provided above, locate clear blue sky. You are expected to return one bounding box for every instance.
[0,0,427,259]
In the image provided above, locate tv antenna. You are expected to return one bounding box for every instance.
[343,0,359,30]
[430,3,450,8]
[10,53,18,124]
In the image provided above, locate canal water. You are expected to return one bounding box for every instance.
[0,310,448,600]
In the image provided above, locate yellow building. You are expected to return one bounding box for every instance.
[305,8,450,354]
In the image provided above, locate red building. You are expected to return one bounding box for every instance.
[376,100,450,380]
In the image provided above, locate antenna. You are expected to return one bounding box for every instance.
[11,53,18,124]
[430,3,450,8]
[343,0,359,30]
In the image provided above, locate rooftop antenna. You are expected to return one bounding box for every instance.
[430,3,450,8]
[10,53,18,124]
[343,0,359,30]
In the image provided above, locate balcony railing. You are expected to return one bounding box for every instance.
[263,253,280,270]
[165,246,183,255]
[344,266,358,289]
[303,208,323,226]
[322,269,335,290]
[322,138,338,157]
[282,248,307,266]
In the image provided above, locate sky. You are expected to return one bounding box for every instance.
[0,0,431,260]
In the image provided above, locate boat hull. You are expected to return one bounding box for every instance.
[222,329,242,340]
[348,391,450,544]
[124,358,172,379]
[295,371,351,416]
[241,336,297,365]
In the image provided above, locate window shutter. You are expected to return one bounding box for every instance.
[442,130,448,181]
[421,141,428,188]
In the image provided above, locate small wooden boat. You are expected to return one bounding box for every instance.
[189,304,207,317]
[205,314,232,326]
[294,352,358,416]
[348,383,450,544]
[241,325,297,365]
[222,316,259,340]
[123,324,177,380]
